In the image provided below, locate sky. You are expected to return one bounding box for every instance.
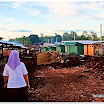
[0,0,104,40]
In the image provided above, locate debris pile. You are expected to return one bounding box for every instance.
[28,66,104,102]
[0,55,104,102]
[62,53,82,67]
[62,53,82,60]
[84,57,104,71]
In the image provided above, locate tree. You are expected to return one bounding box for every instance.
[62,31,77,41]
[81,31,98,40]
[54,33,62,42]
[62,32,70,41]
[70,31,77,40]
[29,34,39,43]
[86,35,92,40]
[25,40,32,44]
[9,31,100,44]
[102,36,104,41]
[80,35,87,40]
[91,32,99,41]
[39,33,46,43]
[82,31,88,37]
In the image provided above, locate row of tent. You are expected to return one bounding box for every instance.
[42,40,104,56]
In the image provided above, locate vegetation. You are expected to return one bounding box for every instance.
[9,31,100,44]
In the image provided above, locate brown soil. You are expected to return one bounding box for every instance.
[0,57,104,102]
[26,63,104,102]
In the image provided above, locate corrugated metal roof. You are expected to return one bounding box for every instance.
[55,42,64,45]
[0,40,27,49]
[0,40,16,45]
[81,41,104,44]
[55,44,61,47]
[62,40,104,45]
[44,43,55,46]
[14,44,27,49]
[64,42,78,46]
[80,41,95,44]
[55,43,64,46]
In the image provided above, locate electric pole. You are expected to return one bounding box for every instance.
[100,24,102,41]
[74,32,75,41]
[56,37,57,43]
[62,35,63,41]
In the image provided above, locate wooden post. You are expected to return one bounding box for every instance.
[20,48,21,58]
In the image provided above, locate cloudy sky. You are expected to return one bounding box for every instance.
[0,1,104,40]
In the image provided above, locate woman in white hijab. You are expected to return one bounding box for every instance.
[3,50,30,102]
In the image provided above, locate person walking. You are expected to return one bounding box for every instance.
[3,50,30,102]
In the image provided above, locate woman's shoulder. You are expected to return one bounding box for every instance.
[5,64,11,69]
[5,64,8,68]
[20,62,25,66]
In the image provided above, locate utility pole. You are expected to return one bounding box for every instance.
[48,39,49,43]
[62,35,63,41]
[74,32,75,41]
[100,24,102,41]
[22,38,23,44]
[91,32,93,41]
[56,37,57,43]
[51,39,52,43]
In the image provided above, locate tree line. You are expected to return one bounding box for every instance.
[9,31,101,45]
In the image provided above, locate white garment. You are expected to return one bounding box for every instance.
[3,62,28,88]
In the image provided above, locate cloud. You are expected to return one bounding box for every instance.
[11,2,21,8]
[1,2,20,9]
[11,2,41,16]
[99,12,104,20]
[11,30,32,32]
[80,2,104,20]
[55,30,82,32]
[42,1,81,19]
[41,1,104,21]
[11,1,28,8]
[42,1,95,20]
[82,2,104,10]
[55,29,97,33]
[29,10,41,16]
[2,18,14,22]
[0,28,6,31]
[0,1,103,41]
[1,1,27,9]
[1,1,104,21]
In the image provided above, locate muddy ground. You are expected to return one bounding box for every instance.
[21,59,104,102]
[0,58,104,102]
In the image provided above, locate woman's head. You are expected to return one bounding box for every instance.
[7,50,20,70]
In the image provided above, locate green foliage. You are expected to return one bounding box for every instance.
[102,36,104,41]
[91,32,99,41]
[29,34,39,43]
[62,31,77,41]
[9,31,100,44]
[39,33,45,42]
[26,40,32,44]
[63,32,70,41]
[54,33,62,42]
